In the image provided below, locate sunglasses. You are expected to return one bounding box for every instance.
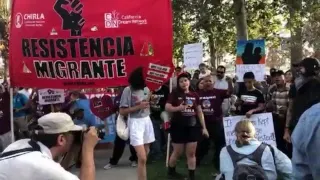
[217,71,224,74]
[244,80,254,84]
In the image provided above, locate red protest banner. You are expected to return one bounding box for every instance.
[9,0,173,90]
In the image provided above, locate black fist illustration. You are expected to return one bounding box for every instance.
[54,0,85,36]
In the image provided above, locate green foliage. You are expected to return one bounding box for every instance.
[246,0,284,48]
[302,2,320,49]
[0,2,9,78]
[172,0,285,65]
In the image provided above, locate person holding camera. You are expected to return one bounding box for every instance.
[0,112,99,180]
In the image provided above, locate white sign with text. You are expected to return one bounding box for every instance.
[38,89,65,105]
[236,64,265,82]
[223,113,276,146]
[183,43,203,70]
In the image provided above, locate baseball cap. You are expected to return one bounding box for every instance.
[270,68,278,77]
[272,69,284,76]
[293,58,320,70]
[37,112,83,134]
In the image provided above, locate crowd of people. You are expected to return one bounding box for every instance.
[0,57,320,180]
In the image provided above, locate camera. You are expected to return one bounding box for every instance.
[73,124,106,144]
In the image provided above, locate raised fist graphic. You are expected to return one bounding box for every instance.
[54,0,85,36]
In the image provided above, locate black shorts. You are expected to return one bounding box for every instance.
[170,124,201,144]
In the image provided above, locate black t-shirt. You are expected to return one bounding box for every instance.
[150,85,169,119]
[290,78,320,131]
[167,91,200,127]
[238,89,265,115]
[288,84,296,99]
[0,91,10,135]
[31,94,52,119]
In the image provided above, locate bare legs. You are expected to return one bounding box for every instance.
[134,144,150,180]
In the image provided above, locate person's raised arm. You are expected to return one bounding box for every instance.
[80,127,100,180]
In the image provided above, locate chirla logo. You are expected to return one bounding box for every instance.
[15,13,23,28]
[104,11,119,28]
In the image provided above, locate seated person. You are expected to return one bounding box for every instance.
[217,120,292,180]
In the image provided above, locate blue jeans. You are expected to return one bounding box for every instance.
[150,119,162,159]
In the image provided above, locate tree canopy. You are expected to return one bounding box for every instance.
[172,0,320,67]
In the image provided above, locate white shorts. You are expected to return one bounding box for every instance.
[128,116,155,146]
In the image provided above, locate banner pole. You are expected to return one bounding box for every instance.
[10,88,15,143]
[166,77,173,167]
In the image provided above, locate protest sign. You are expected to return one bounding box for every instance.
[71,93,116,143]
[236,40,266,82]
[38,88,65,105]
[223,113,276,146]
[236,64,265,82]
[9,0,174,90]
[183,43,203,70]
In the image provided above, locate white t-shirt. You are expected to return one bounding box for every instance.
[199,70,211,79]
[0,139,79,180]
[214,78,230,115]
[214,78,228,90]
[19,89,31,99]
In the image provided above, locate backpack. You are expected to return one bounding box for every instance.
[227,143,270,180]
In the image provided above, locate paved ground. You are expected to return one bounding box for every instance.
[71,147,137,180]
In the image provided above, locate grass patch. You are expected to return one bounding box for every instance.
[147,155,217,180]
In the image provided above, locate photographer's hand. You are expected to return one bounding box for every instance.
[80,127,100,180]
[83,126,100,149]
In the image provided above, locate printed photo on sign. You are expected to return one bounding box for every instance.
[236,39,266,65]
[70,93,116,143]
[9,0,174,90]
[223,113,276,146]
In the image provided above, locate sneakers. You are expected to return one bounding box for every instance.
[167,172,185,179]
[131,161,137,167]
[104,161,137,170]
[103,163,116,170]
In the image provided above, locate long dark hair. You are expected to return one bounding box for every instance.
[128,67,145,90]
[172,73,191,102]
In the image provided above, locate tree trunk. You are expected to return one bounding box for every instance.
[208,33,217,70]
[287,0,303,65]
[233,0,248,40]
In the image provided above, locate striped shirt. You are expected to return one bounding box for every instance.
[272,86,290,116]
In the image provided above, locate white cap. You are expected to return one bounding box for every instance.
[37,112,83,134]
